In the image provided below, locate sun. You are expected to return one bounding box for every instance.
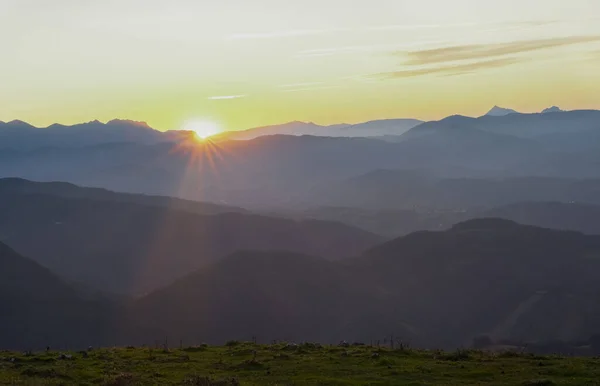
[183,120,221,140]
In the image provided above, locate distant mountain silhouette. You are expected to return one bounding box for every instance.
[3,109,600,209]
[335,118,423,137]
[485,105,519,116]
[483,201,600,234]
[2,134,599,209]
[542,106,564,113]
[0,119,166,150]
[219,121,342,140]
[212,118,422,140]
[407,109,600,138]
[0,181,383,294]
[310,170,600,211]
[296,201,600,238]
[5,119,35,128]
[0,177,246,215]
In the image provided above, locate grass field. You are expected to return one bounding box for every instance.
[1,342,600,385]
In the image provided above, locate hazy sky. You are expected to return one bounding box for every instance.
[1,0,599,131]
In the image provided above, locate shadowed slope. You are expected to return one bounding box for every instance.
[0,242,114,350]
[0,191,383,295]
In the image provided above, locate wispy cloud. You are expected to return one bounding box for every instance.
[400,36,600,65]
[372,57,521,80]
[296,41,445,58]
[226,29,345,40]
[368,20,556,32]
[367,21,483,32]
[297,46,379,58]
[207,95,246,100]
[226,19,557,41]
[278,82,324,88]
[282,85,342,93]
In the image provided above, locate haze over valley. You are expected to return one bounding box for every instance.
[3,104,600,353]
[3,5,600,384]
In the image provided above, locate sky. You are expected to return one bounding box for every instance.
[1,0,599,132]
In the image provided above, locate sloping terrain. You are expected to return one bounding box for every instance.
[0,187,382,295]
[0,242,115,349]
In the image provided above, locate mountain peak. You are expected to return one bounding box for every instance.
[107,119,152,129]
[6,119,35,128]
[541,106,564,114]
[485,106,519,117]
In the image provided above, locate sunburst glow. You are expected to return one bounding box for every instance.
[184,120,221,139]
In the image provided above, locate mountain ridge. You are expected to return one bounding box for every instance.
[485,105,520,116]
[0,179,383,295]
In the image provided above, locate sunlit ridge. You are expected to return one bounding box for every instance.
[183,120,221,140]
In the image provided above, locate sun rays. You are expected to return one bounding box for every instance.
[183,120,222,140]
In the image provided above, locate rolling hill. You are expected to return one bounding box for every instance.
[0,242,115,350]
[294,201,600,238]
[0,182,383,295]
[124,219,600,349]
[362,219,600,347]
[0,177,247,215]
[4,218,600,350]
[132,250,401,345]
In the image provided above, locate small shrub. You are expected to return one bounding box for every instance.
[225,340,241,347]
[498,350,522,358]
[184,345,208,352]
[301,342,321,350]
[444,349,471,361]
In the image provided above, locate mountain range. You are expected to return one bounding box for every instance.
[0,179,382,295]
[4,105,600,351]
[288,200,600,238]
[308,170,600,210]
[1,105,575,150]
[3,108,600,209]
[0,119,165,150]
[211,118,424,140]
[5,217,600,350]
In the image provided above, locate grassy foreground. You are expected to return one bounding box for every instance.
[1,342,600,385]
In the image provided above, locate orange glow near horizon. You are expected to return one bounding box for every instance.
[183,120,222,140]
[1,1,599,131]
